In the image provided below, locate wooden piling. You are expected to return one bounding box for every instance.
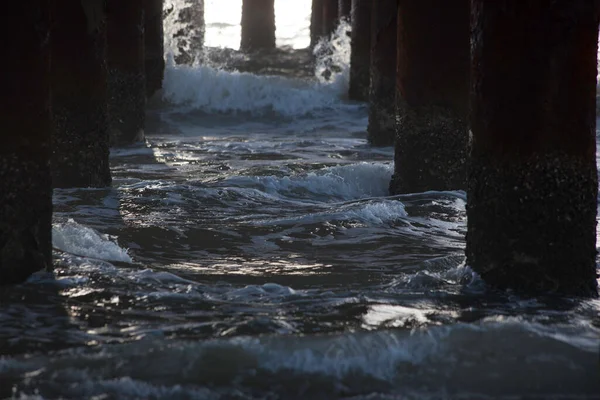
[106,0,146,146]
[145,0,165,98]
[338,0,352,21]
[0,0,52,284]
[349,0,371,101]
[390,0,470,194]
[241,0,276,52]
[367,0,397,146]
[51,0,112,188]
[322,0,339,37]
[467,0,599,296]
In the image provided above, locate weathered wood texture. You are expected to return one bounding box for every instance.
[51,0,111,188]
[349,0,371,101]
[367,0,397,146]
[467,0,599,296]
[0,0,52,284]
[338,0,352,21]
[390,0,470,194]
[145,0,165,97]
[107,0,146,146]
[323,0,339,36]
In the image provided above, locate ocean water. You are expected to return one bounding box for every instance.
[1,2,600,399]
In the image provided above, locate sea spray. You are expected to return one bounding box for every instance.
[161,10,355,117]
[313,20,352,95]
[161,59,364,117]
[163,0,205,65]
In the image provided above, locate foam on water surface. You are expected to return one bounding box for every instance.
[52,219,132,263]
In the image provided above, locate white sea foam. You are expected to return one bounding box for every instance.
[349,201,408,224]
[226,283,297,301]
[52,219,132,263]
[313,20,352,95]
[223,162,394,201]
[252,199,409,228]
[162,63,354,117]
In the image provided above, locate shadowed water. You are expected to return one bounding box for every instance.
[1,11,600,400]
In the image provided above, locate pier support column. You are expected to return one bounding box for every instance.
[390,0,469,194]
[51,0,111,188]
[323,0,339,37]
[145,0,165,98]
[310,0,325,48]
[349,0,371,101]
[367,0,397,146]
[467,0,599,296]
[338,0,351,22]
[107,0,145,146]
[240,0,275,52]
[1,1,52,284]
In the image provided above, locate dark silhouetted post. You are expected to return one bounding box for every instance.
[367,0,397,146]
[310,0,325,48]
[323,0,339,37]
[390,0,469,194]
[241,0,276,52]
[146,0,165,97]
[338,0,351,21]
[51,0,112,188]
[1,1,52,284]
[349,0,371,101]
[467,0,599,296]
[106,0,146,146]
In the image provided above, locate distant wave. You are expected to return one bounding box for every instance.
[162,63,357,117]
[161,20,355,117]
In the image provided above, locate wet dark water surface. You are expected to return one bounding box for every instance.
[1,46,600,399]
